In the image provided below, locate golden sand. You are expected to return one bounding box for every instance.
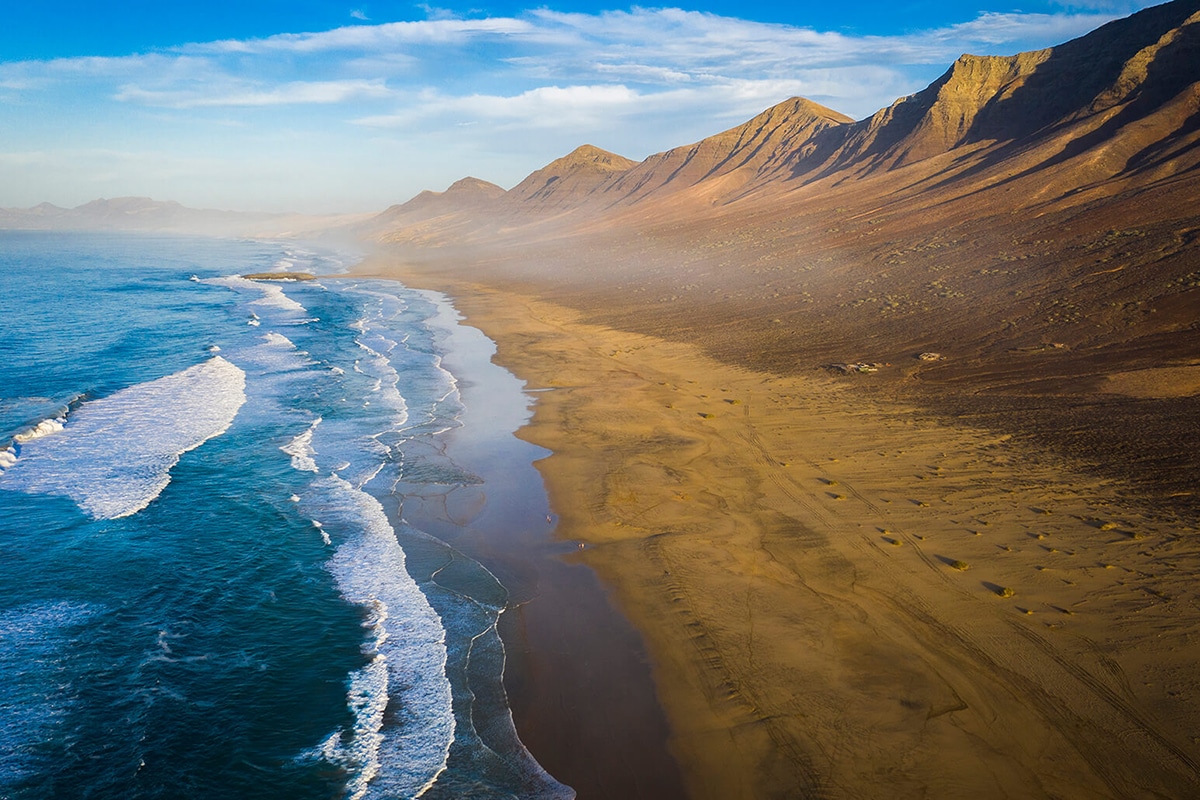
[1102,365,1200,398]
[357,263,1200,798]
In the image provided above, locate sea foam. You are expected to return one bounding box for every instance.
[282,418,321,473]
[0,415,67,473]
[0,357,247,519]
[203,275,308,315]
[13,417,65,443]
[307,476,454,799]
[352,323,410,429]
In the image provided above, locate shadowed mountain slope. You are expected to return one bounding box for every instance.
[369,0,1200,518]
[803,0,1200,194]
[371,0,1199,239]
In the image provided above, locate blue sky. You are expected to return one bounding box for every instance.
[0,1,1160,213]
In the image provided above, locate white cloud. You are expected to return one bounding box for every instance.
[0,77,42,91]
[114,79,393,108]
[195,17,536,54]
[926,10,1121,48]
[1,7,1136,117]
[357,84,643,129]
[359,74,891,131]
[0,4,1162,211]
[592,63,694,83]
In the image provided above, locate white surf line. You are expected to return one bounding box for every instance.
[0,357,246,519]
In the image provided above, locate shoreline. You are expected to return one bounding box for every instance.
[355,262,1200,797]
[392,287,687,799]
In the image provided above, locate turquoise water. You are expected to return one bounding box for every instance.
[0,232,571,799]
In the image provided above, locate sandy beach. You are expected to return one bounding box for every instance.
[355,259,1200,799]
[5,2,1198,797]
[371,290,687,799]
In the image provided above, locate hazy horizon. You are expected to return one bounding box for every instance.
[1,0,1162,215]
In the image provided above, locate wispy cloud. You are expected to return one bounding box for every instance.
[357,84,643,129]
[926,10,1124,48]
[1,6,1140,116]
[115,79,392,108]
[194,17,536,54]
[0,3,1161,211]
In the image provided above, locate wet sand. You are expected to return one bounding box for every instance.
[357,265,1200,798]
[384,290,686,799]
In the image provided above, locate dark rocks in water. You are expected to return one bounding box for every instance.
[241,272,316,281]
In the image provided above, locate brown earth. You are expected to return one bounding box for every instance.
[352,2,1200,796]
[352,268,1200,798]
[357,4,1200,525]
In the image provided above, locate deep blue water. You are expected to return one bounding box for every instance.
[0,232,570,799]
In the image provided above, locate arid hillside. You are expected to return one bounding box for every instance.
[368,0,1200,518]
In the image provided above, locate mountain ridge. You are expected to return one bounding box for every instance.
[366,0,1198,235]
[0,196,369,237]
[504,144,639,212]
[366,0,1200,518]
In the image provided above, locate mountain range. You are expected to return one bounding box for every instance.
[364,0,1200,516]
[0,197,369,237]
[369,0,1199,229]
[4,1,1196,513]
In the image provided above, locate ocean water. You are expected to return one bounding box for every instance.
[0,231,572,799]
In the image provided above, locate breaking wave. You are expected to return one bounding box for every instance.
[306,476,454,800]
[282,418,321,473]
[203,275,308,315]
[0,357,246,519]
